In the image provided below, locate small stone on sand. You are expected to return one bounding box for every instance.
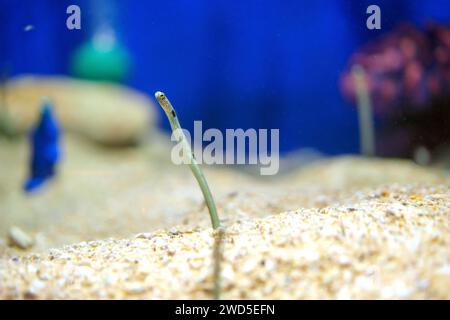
[8,226,34,250]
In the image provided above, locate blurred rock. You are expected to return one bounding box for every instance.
[8,226,34,249]
[1,75,157,146]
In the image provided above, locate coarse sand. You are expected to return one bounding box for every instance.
[0,134,449,299]
[0,184,449,299]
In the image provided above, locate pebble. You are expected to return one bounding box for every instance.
[8,226,34,249]
[136,233,154,240]
[242,260,257,273]
[25,279,46,298]
[126,283,145,294]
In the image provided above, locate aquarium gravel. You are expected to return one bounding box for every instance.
[0,133,446,252]
[0,184,449,299]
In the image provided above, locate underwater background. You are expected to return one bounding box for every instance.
[1,0,450,155]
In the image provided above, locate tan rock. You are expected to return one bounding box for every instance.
[2,75,156,146]
[8,226,34,250]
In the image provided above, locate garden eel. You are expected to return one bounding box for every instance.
[155,91,221,229]
[352,65,375,157]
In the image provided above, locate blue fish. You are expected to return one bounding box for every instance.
[23,99,61,193]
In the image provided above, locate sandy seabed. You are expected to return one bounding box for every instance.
[0,134,449,299]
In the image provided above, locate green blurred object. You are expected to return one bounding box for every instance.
[0,68,17,138]
[0,111,17,138]
[70,29,131,82]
